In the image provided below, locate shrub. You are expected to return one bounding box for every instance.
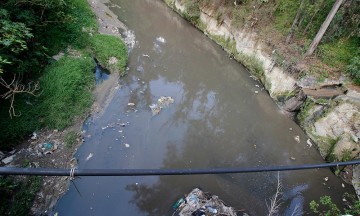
[347,56,360,85]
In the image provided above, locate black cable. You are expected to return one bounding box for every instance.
[0,160,359,176]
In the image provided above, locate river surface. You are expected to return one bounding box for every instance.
[55,0,354,215]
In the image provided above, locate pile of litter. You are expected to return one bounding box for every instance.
[173,188,237,216]
[149,96,174,115]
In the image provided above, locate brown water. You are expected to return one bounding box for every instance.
[55,0,354,215]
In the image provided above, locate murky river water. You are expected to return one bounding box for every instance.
[55,0,354,215]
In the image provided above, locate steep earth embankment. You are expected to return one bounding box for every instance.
[163,0,360,195]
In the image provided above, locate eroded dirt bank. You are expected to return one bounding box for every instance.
[163,0,360,195]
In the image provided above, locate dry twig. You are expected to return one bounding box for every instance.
[267,172,283,216]
[0,75,40,118]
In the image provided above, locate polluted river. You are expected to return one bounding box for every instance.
[55,0,354,215]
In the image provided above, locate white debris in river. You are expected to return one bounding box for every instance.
[174,188,237,216]
[86,153,93,161]
[149,96,174,115]
[123,30,136,50]
[156,36,166,43]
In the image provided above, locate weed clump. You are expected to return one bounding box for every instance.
[65,130,78,148]
[90,34,128,74]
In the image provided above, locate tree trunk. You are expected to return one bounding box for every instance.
[286,0,305,44]
[305,0,344,56]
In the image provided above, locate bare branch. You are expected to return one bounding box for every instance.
[267,172,283,216]
[0,75,40,118]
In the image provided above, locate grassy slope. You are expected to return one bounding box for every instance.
[0,0,128,149]
[1,0,128,214]
[180,0,359,83]
[272,0,359,73]
[90,34,128,75]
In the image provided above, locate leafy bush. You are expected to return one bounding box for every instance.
[310,194,360,216]
[347,56,360,85]
[0,176,41,216]
[65,130,78,148]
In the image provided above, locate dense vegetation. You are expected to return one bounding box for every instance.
[179,0,359,83]
[0,0,127,149]
[0,175,41,216]
[0,0,128,215]
[310,193,360,215]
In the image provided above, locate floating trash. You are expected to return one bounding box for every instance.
[42,143,54,151]
[123,30,136,50]
[156,36,166,43]
[149,104,161,115]
[86,153,93,161]
[173,188,237,216]
[294,135,300,143]
[124,143,130,148]
[1,155,15,165]
[149,96,174,116]
[307,139,313,147]
[127,103,135,106]
[136,65,144,73]
[31,132,37,140]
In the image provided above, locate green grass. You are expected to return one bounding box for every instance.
[39,56,95,129]
[297,99,315,126]
[89,34,128,75]
[317,38,358,70]
[0,0,128,149]
[183,0,201,25]
[164,0,175,7]
[324,137,340,162]
[273,0,301,34]
[347,56,360,85]
[0,56,95,148]
[0,0,129,215]
[65,130,78,148]
[233,51,264,79]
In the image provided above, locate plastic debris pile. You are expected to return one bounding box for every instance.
[173,188,237,216]
[149,96,174,115]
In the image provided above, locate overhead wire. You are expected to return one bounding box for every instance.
[0,160,359,177]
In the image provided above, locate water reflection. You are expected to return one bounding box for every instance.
[94,64,110,84]
[55,0,355,215]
